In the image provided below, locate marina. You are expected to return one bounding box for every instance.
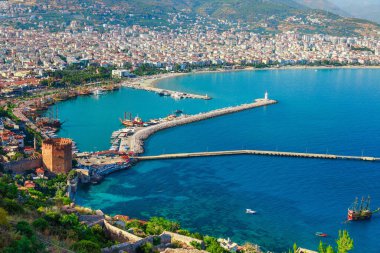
[10,83,122,142]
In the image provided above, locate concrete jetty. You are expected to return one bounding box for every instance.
[136,150,380,162]
[122,83,211,100]
[130,99,277,154]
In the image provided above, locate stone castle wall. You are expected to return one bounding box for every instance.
[104,220,143,243]
[162,231,203,247]
[3,155,42,173]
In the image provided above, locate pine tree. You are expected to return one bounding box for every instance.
[336,230,354,253]
[293,243,298,253]
[326,245,335,253]
[318,241,327,253]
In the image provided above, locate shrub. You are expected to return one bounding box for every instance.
[136,242,154,253]
[3,235,42,253]
[190,241,203,250]
[44,211,61,226]
[32,218,49,232]
[177,229,191,236]
[191,232,203,240]
[204,236,228,253]
[1,198,24,214]
[145,217,180,235]
[67,170,77,180]
[16,221,34,238]
[60,213,79,227]
[153,236,161,246]
[126,219,144,229]
[0,182,18,199]
[70,240,101,253]
[0,207,9,226]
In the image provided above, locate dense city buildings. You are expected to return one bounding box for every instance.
[0,25,379,77]
[1,24,379,94]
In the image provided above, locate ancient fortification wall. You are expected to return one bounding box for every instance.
[3,155,42,173]
[104,220,143,243]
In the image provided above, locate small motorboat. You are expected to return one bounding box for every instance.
[315,232,328,237]
[246,209,256,214]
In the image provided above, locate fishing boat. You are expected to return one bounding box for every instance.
[315,232,328,237]
[347,196,374,221]
[246,209,256,214]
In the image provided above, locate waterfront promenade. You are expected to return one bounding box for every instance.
[129,99,277,154]
[136,150,380,162]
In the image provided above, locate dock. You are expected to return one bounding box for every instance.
[135,149,380,162]
[122,82,211,100]
[129,99,277,154]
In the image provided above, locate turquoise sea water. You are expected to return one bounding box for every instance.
[54,69,380,252]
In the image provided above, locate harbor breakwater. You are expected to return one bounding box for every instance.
[130,99,277,154]
[122,82,211,100]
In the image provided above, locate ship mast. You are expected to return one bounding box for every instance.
[359,196,365,211]
[354,197,359,212]
[366,195,371,210]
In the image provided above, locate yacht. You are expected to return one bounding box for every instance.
[246,209,256,214]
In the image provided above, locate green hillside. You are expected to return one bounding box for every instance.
[5,0,380,36]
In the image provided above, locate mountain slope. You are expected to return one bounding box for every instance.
[294,0,350,17]
[5,0,380,36]
[101,0,305,18]
[191,0,303,21]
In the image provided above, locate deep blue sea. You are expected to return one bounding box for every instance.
[53,69,380,252]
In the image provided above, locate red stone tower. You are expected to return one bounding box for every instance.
[42,138,72,174]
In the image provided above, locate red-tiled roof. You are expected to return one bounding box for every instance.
[24,180,36,188]
[36,168,44,174]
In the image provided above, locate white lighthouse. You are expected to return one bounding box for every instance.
[264,91,268,100]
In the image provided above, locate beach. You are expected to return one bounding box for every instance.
[123,65,380,91]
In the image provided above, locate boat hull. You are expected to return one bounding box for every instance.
[347,210,372,221]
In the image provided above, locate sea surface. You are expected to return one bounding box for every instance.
[53,69,380,252]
